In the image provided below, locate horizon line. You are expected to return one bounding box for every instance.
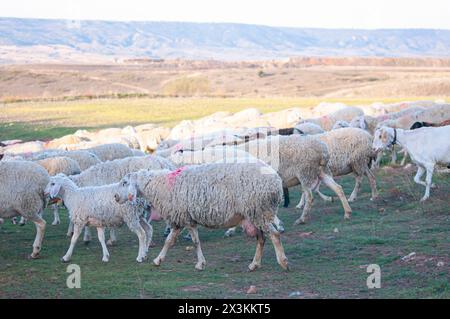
[2,16,450,31]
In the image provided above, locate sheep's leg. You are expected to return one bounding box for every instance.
[96,227,110,262]
[128,221,148,263]
[400,149,409,166]
[83,226,91,244]
[348,175,362,202]
[18,216,27,226]
[224,227,237,237]
[366,169,379,200]
[372,152,382,169]
[316,188,333,202]
[248,229,265,271]
[390,147,397,165]
[266,224,289,271]
[294,188,313,225]
[413,166,427,187]
[106,228,117,246]
[320,172,352,219]
[187,226,206,271]
[273,215,284,233]
[67,221,74,237]
[28,212,46,259]
[296,192,305,209]
[51,204,60,226]
[282,187,290,208]
[153,226,181,266]
[62,224,83,262]
[421,164,435,202]
[163,222,171,237]
[139,217,154,250]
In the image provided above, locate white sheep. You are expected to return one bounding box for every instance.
[0,161,49,258]
[85,143,134,162]
[296,128,378,209]
[293,122,325,135]
[45,175,153,263]
[373,125,450,201]
[301,106,364,131]
[235,135,353,224]
[68,155,174,244]
[114,163,289,271]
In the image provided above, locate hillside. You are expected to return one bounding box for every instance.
[1,18,450,63]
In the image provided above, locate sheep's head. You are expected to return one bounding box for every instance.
[372,126,395,153]
[115,173,138,204]
[44,175,67,200]
[350,116,367,130]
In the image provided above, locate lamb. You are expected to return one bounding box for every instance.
[234,135,353,224]
[114,163,289,271]
[296,128,378,209]
[372,125,450,201]
[45,175,153,263]
[34,156,81,226]
[71,155,175,187]
[68,155,174,243]
[0,161,49,258]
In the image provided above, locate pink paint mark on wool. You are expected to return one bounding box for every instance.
[242,219,257,237]
[166,166,188,190]
[149,208,162,221]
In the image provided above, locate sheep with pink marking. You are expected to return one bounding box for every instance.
[114,163,289,271]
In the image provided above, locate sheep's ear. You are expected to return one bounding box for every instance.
[0,154,3,161]
[50,183,62,198]
[359,117,367,130]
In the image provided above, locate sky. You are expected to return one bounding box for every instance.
[1,0,449,29]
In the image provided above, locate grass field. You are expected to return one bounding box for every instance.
[0,164,448,299]
[1,97,448,141]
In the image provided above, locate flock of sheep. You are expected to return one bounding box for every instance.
[0,100,449,271]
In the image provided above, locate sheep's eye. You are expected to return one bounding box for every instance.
[51,183,55,186]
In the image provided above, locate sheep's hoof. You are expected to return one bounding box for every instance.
[153,258,162,266]
[195,262,206,271]
[148,241,156,248]
[280,259,290,271]
[102,256,110,263]
[370,196,379,201]
[348,197,356,203]
[420,196,429,202]
[61,257,70,263]
[136,255,147,263]
[344,214,352,220]
[224,230,235,238]
[294,218,306,225]
[106,240,115,246]
[248,263,261,272]
[29,252,40,259]
[19,222,26,227]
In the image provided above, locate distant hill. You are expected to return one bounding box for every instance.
[1,17,450,63]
